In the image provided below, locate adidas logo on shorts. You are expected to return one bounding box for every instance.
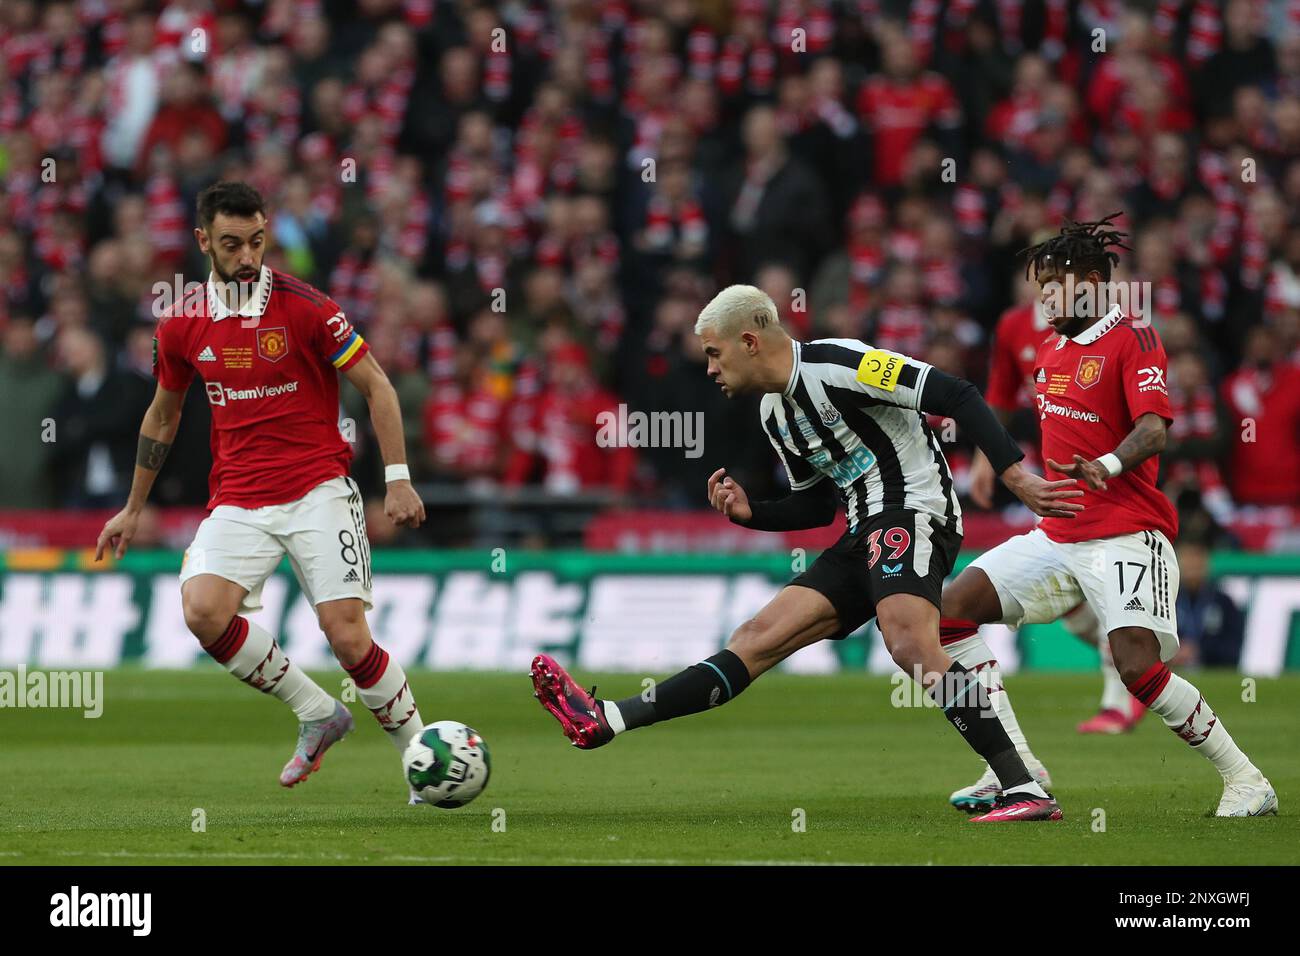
[198,346,217,362]
[343,568,360,583]
[1123,596,1145,611]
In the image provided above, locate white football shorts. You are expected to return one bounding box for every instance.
[179,475,373,613]
[968,526,1180,661]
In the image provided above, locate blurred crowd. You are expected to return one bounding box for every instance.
[2,0,1300,538]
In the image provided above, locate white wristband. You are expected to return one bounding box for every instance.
[385,464,411,483]
[1097,453,1122,477]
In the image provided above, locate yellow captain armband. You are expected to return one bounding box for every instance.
[856,349,906,391]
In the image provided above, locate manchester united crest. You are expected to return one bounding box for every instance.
[1075,355,1105,389]
[257,327,289,363]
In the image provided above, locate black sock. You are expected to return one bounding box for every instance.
[931,662,1032,790]
[611,650,752,731]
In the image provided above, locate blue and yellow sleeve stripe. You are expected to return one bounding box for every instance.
[329,330,367,370]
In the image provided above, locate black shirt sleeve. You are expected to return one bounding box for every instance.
[918,368,1025,474]
[731,476,839,532]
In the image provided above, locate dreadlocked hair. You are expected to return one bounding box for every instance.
[1020,212,1130,281]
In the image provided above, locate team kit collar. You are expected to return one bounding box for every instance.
[207,265,272,322]
[1067,304,1125,345]
[783,338,802,397]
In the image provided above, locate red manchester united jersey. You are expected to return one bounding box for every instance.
[153,266,370,509]
[986,301,1053,412]
[1034,307,1178,544]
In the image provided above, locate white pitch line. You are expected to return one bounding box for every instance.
[1,848,868,866]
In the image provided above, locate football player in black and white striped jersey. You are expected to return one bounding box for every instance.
[531,285,1083,821]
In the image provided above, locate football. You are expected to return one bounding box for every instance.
[403,720,491,808]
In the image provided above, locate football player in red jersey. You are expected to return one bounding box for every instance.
[95,182,430,801]
[949,282,1145,815]
[943,217,1275,819]
[975,285,1147,736]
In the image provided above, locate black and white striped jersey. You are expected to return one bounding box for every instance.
[760,338,963,536]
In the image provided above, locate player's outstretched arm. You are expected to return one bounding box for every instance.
[997,462,1086,519]
[916,367,1084,519]
[95,383,185,561]
[708,467,838,530]
[1046,412,1167,492]
[967,408,1013,509]
[343,352,426,529]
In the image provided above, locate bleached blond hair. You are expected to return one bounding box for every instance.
[693,284,782,337]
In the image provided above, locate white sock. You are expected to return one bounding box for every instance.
[945,634,1035,761]
[602,700,626,734]
[1145,669,1253,779]
[1098,640,1132,712]
[206,617,336,722]
[1004,780,1048,798]
[346,643,423,753]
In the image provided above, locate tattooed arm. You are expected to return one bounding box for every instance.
[1112,412,1169,468]
[95,384,186,561]
[1047,412,1167,492]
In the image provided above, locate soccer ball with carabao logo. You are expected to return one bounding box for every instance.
[403,721,491,808]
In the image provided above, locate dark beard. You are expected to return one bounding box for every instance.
[212,260,258,285]
[210,261,259,314]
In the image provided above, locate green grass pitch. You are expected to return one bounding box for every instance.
[1,669,1295,865]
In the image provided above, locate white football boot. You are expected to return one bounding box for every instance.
[279,699,353,787]
[1216,772,1278,817]
[949,759,1054,814]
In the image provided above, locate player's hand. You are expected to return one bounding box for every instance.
[1000,462,1085,519]
[1046,455,1111,492]
[707,467,752,523]
[969,451,996,509]
[95,508,139,561]
[385,479,426,529]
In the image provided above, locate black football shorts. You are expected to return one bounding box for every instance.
[788,509,962,639]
